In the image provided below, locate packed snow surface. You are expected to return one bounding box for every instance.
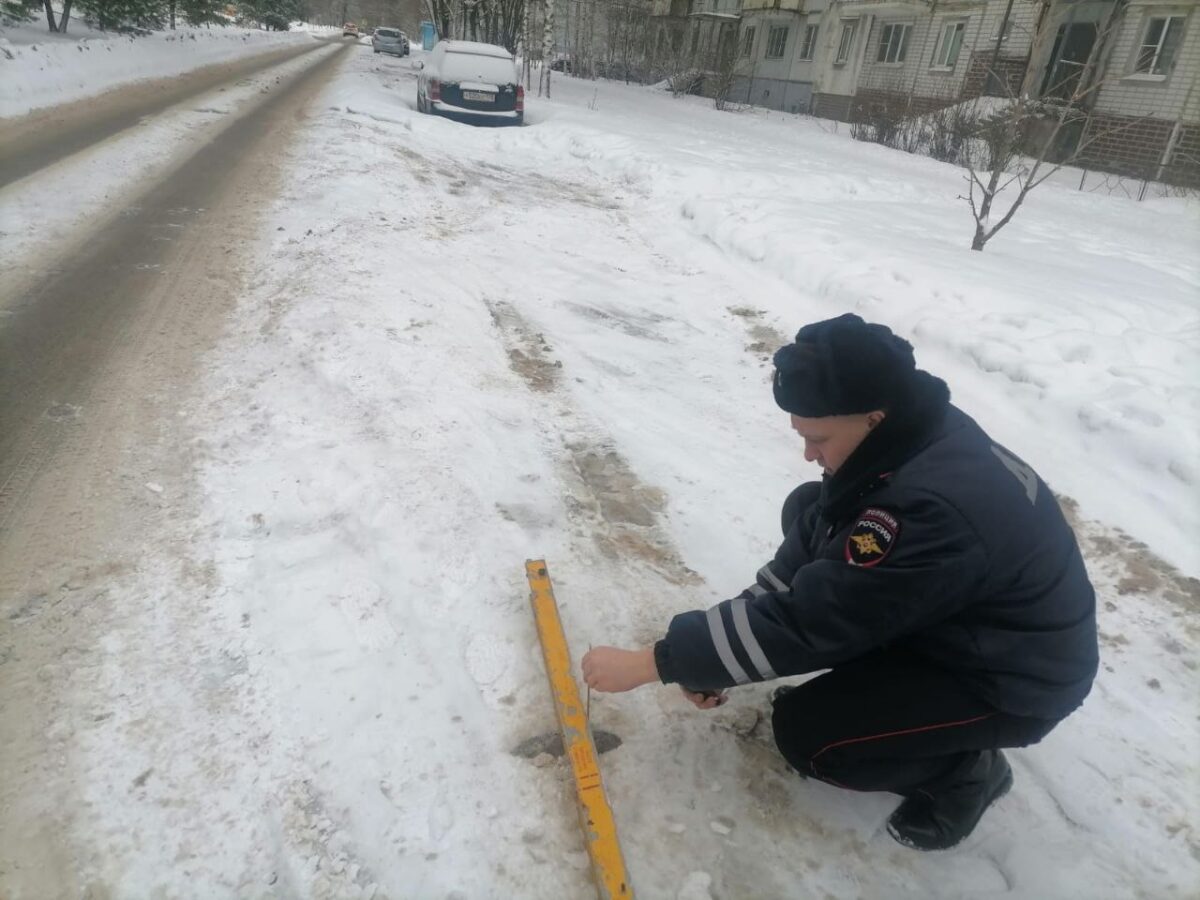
[4,36,1198,900]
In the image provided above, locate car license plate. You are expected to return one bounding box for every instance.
[462,91,494,103]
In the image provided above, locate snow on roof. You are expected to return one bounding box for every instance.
[438,40,513,58]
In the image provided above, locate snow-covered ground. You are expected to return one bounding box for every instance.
[8,41,1200,899]
[0,18,320,118]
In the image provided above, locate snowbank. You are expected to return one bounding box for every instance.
[179,59,1197,897]
[0,21,317,118]
[13,43,1195,900]
[509,78,1200,573]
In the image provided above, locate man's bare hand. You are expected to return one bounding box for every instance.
[581,646,659,693]
[681,687,727,710]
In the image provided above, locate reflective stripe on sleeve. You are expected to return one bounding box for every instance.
[731,596,777,680]
[757,564,789,593]
[705,604,751,685]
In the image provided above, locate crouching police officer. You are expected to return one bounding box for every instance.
[582,314,1098,851]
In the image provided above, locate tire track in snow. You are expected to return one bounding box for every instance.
[484,297,700,590]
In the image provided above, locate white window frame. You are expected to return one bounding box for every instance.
[932,19,967,70]
[766,25,789,59]
[797,24,818,61]
[741,25,756,59]
[876,22,912,65]
[835,18,859,64]
[1132,14,1185,76]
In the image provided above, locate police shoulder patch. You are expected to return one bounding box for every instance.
[845,507,900,568]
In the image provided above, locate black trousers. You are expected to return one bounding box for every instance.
[771,650,1061,796]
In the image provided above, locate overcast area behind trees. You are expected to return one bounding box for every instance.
[2,0,706,93]
[0,0,424,33]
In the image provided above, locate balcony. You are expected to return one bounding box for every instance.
[689,0,744,17]
[740,0,806,12]
[840,0,937,13]
[650,0,692,17]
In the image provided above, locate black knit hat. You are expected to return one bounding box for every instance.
[772,314,917,417]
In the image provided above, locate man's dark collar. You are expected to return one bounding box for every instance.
[820,371,951,522]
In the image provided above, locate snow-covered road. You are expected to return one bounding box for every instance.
[2,37,1198,900]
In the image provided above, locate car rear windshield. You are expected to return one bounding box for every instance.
[440,52,517,84]
[377,29,398,37]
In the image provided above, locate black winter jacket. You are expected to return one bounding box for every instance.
[654,374,1099,719]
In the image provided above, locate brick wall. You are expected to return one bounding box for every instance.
[982,0,1042,57]
[813,92,854,120]
[962,51,1029,97]
[1164,122,1200,187]
[851,88,950,120]
[856,14,969,101]
[1093,4,1200,121]
[1074,112,1200,185]
[853,1,1044,102]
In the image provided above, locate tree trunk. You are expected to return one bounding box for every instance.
[523,0,532,90]
[541,0,553,98]
[60,0,73,33]
[623,5,633,84]
[42,0,58,32]
[970,159,1002,251]
[170,0,176,30]
[986,0,1016,96]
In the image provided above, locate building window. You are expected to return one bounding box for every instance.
[798,24,818,61]
[741,26,756,58]
[992,17,1012,43]
[836,19,859,64]
[1040,21,1098,97]
[876,23,912,64]
[932,19,967,69]
[1134,16,1185,75]
[766,25,789,59]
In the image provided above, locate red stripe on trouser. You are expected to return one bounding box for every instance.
[809,713,995,790]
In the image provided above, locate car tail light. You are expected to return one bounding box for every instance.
[516,85,524,112]
[430,79,441,102]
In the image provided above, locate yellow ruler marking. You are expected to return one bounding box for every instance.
[526,559,633,899]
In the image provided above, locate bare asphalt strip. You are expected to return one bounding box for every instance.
[0,37,342,190]
[0,41,352,531]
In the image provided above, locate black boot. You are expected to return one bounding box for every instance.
[887,750,1013,851]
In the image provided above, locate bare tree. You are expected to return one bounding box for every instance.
[962,1,1152,251]
[494,0,524,51]
[39,0,75,32]
[708,28,749,110]
[538,0,552,97]
[424,0,459,40]
[521,0,533,88]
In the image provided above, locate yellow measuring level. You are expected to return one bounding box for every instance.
[525,559,633,899]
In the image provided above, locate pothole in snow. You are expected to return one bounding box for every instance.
[486,298,561,393]
[728,305,789,361]
[1060,495,1200,617]
[511,729,623,760]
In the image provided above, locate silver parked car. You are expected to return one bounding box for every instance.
[414,40,523,126]
[372,27,408,57]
